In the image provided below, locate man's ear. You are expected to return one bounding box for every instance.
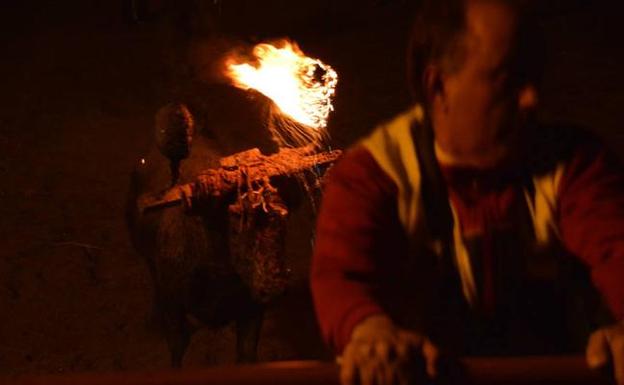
[423,65,446,110]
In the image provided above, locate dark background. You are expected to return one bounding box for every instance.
[0,0,622,375]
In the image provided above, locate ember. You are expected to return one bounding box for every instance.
[225,40,338,147]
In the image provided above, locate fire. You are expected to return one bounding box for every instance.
[225,40,338,147]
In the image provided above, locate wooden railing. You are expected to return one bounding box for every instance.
[0,356,613,385]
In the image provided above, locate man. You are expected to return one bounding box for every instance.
[310,1,624,384]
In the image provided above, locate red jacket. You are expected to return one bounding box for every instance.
[311,123,624,354]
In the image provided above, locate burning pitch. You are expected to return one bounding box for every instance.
[225,40,338,148]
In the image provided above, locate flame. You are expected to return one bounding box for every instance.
[225,40,338,147]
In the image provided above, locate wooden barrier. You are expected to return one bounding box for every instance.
[0,356,613,385]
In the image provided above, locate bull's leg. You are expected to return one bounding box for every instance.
[235,306,264,363]
[163,306,191,368]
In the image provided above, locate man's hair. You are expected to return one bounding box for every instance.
[407,0,545,102]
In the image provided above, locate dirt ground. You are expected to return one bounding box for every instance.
[0,0,623,376]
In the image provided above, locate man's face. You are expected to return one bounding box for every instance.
[430,1,538,167]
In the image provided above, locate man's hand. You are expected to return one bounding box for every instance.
[339,315,440,385]
[586,321,624,384]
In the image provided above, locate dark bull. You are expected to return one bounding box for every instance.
[126,103,339,366]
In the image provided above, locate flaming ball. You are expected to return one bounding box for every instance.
[225,40,338,148]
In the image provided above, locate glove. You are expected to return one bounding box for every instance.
[339,315,440,385]
[587,320,624,385]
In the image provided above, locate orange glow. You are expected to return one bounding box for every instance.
[225,40,337,147]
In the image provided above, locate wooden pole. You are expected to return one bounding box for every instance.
[0,356,613,385]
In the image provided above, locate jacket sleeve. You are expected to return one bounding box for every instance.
[310,146,400,353]
[557,143,624,320]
